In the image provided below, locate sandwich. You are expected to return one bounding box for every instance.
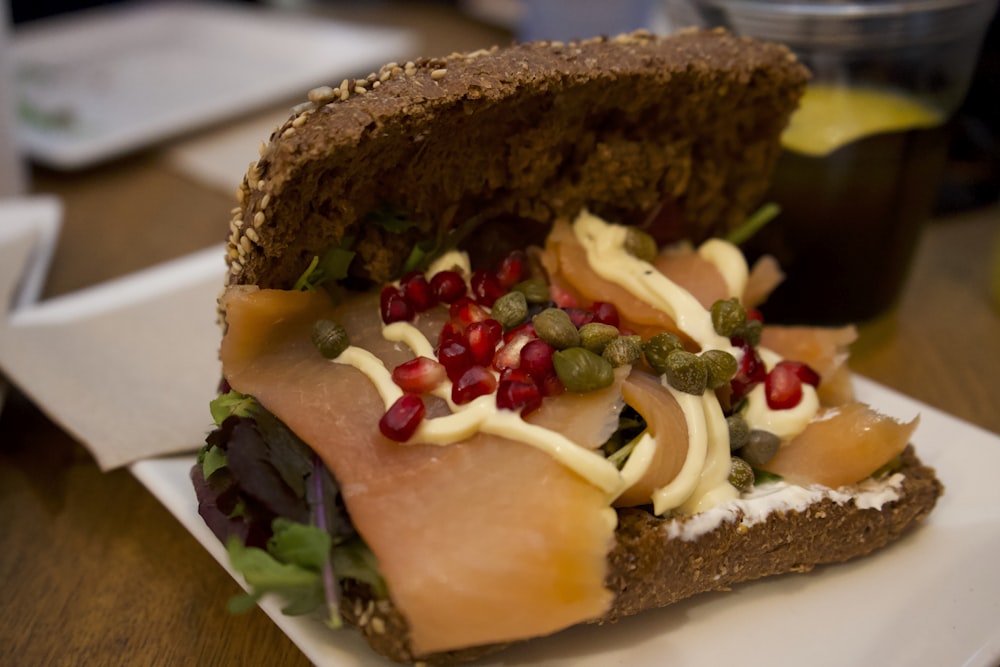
[191,29,944,665]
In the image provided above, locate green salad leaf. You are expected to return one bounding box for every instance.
[210,390,257,426]
[226,519,331,617]
[225,518,385,627]
[368,204,419,234]
[293,239,357,292]
[200,445,228,479]
[402,213,485,274]
[267,518,332,571]
[725,202,781,246]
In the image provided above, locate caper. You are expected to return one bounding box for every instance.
[513,278,550,304]
[624,226,658,263]
[701,349,738,389]
[312,319,350,359]
[728,456,755,492]
[552,347,615,393]
[663,349,708,395]
[579,322,620,354]
[726,413,750,451]
[732,318,763,347]
[526,300,558,319]
[740,429,781,467]
[532,307,581,350]
[602,335,643,368]
[710,298,746,338]
[643,332,685,375]
[491,290,528,329]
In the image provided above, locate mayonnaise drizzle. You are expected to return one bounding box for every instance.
[573,210,734,352]
[680,390,739,514]
[744,347,820,439]
[650,384,710,514]
[427,249,471,278]
[336,347,403,407]
[697,238,748,299]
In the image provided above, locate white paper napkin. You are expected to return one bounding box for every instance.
[0,196,224,469]
[11,2,417,169]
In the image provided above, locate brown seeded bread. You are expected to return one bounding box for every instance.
[226,28,809,291]
[339,447,941,665]
[220,29,943,666]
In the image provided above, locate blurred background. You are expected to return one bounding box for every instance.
[5,0,996,213]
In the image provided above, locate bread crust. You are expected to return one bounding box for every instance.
[337,447,940,665]
[226,29,808,291]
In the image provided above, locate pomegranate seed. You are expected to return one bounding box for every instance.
[730,339,766,401]
[470,269,505,307]
[438,339,473,381]
[438,321,465,350]
[536,370,565,397]
[400,271,437,312]
[591,301,620,328]
[500,367,535,384]
[466,319,503,366]
[564,307,594,328]
[380,286,414,324]
[452,366,497,405]
[496,379,542,415]
[765,362,803,410]
[495,250,528,288]
[493,343,522,372]
[519,339,556,381]
[775,360,821,387]
[503,321,536,344]
[379,394,425,441]
[430,270,467,303]
[746,308,764,322]
[493,329,534,372]
[392,356,447,394]
[449,296,490,327]
[549,284,577,308]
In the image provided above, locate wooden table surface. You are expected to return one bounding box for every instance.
[1,4,999,666]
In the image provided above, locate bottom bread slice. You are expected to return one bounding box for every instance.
[338,446,942,665]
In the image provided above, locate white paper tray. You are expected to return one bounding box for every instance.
[10,2,415,169]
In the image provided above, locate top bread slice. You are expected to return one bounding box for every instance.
[218,28,942,666]
[225,28,809,292]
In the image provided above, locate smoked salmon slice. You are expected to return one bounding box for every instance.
[220,285,616,654]
[761,324,857,405]
[542,220,693,345]
[653,248,729,310]
[613,370,689,508]
[760,402,917,488]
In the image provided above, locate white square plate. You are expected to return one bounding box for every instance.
[131,377,1000,667]
[11,2,415,169]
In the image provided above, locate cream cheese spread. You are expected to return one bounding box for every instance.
[663,473,906,542]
